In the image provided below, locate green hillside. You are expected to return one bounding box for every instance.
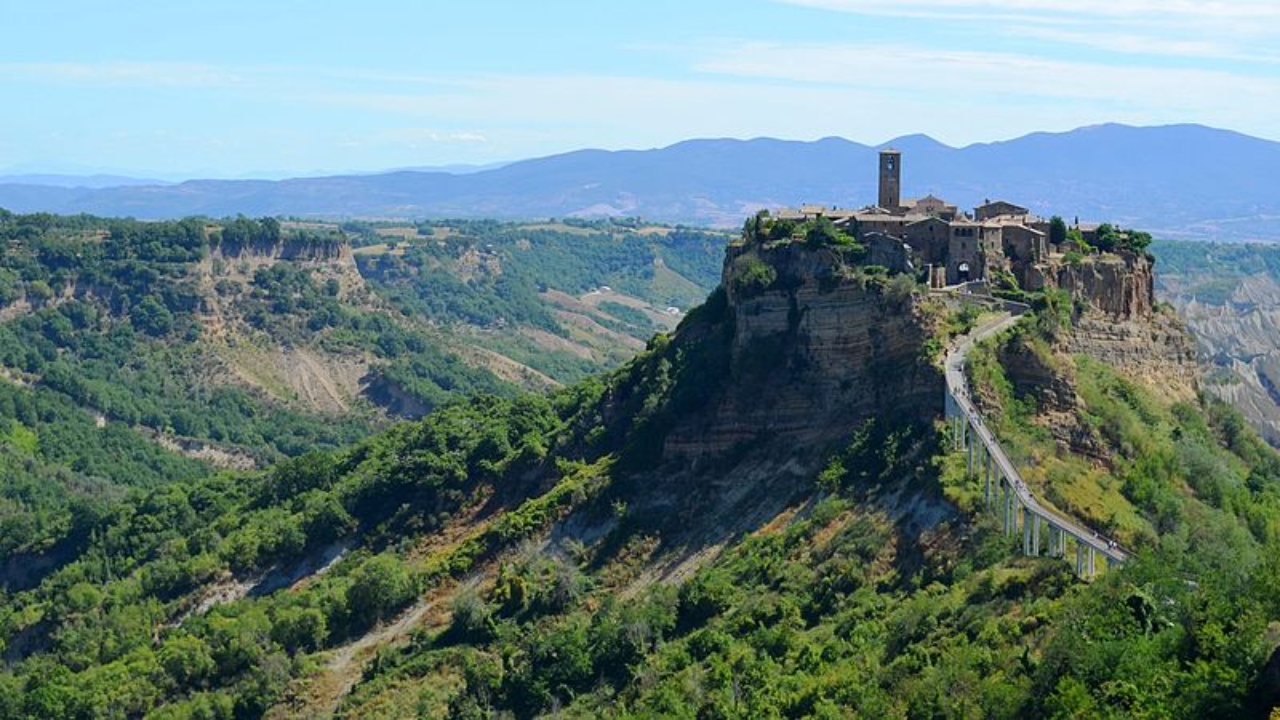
[0,210,723,610]
[347,218,727,384]
[1,233,1279,719]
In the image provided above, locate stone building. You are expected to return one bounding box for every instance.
[999,223,1048,264]
[903,216,950,265]
[878,149,901,211]
[775,148,1095,288]
[975,200,1029,221]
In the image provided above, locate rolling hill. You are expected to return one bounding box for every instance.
[3,222,1279,718]
[2,124,1279,241]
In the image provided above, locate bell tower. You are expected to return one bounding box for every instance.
[878,149,901,211]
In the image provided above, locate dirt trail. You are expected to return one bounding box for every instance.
[268,506,494,719]
[302,599,439,719]
[168,543,350,630]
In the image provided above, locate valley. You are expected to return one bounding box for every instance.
[1153,241,1280,448]
[2,209,1279,718]
[6,0,1279,716]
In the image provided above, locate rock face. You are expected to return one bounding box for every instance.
[663,241,942,462]
[204,238,367,304]
[212,237,349,263]
[998,339,1076,414]
[1024,251,1155,319]
[1163,273,1280,446]
[1064,311,1199,402]
[1026,251,1199,402]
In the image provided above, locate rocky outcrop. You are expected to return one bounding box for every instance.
[1024,251,1154,319]
[997,339,1076,414]
[1064,310,1199,402]
[211,237,349,263]
[1020,251,1199,402]
[1164,273,1280,446]
[663,241,942,462]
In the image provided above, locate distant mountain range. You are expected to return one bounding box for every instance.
[2,123,1278,240]
[0,173,172,189]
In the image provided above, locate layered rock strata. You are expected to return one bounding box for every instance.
[663,242,942,462]
[1028,251,1198,401]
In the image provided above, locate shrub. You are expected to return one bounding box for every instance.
[730,254,776,297]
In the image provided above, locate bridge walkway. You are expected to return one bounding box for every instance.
[942,302,1127,577]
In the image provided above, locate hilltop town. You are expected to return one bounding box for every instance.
[770,149,1151,290]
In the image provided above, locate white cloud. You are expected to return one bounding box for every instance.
[694,41,1275,105]
[0,61,245,88]
[1007,26,1280,63]
[775,0,1280,62]
[371,128,489,146]
[779,0,1280,22]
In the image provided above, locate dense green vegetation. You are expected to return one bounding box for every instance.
[1153,239,1280,305]
[0,211,516,458]
[0,380,208,564]
[0,392,576,719]
[3,256,1279,718]
[3,211,1280,718]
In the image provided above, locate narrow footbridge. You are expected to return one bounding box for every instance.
[944,309,1127,578]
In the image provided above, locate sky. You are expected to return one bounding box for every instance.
[1,0,1277,179]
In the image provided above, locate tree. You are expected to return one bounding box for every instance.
[132,295,173,336]
[1095,223,1120,253]
[804,216,854,249]
[26,280,54,303]
[345,554,414,624]
[158,634,216,688]
[1066,227,1091,253]
[1049,216,1067,247]
[270,606,328,654]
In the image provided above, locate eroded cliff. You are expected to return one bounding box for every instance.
[660,240,942,463]
[1027,251,1198,402]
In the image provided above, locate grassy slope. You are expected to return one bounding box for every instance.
[3,238,1280,718]
[318,314,1280,718]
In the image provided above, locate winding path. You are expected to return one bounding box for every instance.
[943,302,1127,577]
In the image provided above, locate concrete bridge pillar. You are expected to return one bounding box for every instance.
[967,432,975,475]
[1032,514,1041,556]
[1024,504,1034,556]
[1000,481,1007,533]
[1048,525,1062,557]
[1010,488,1018,536]
[946,394,960,450]
[984,451,992,505]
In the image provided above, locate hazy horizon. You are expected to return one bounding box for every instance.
[2,0,1277,178]
[2,121,1270,184]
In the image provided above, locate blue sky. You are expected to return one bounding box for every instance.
[1,0,1276,178]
